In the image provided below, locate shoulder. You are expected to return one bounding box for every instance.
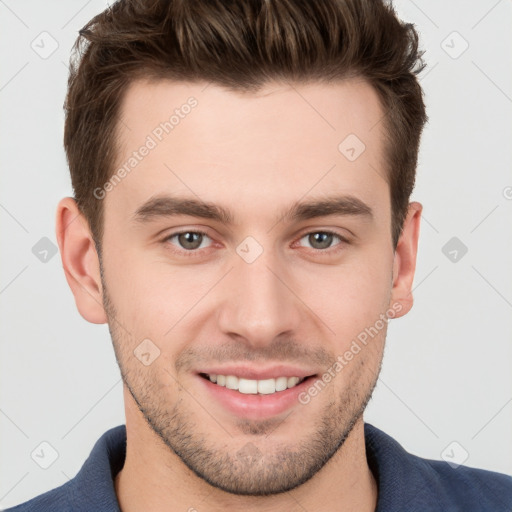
[416,455,512,512]
[2,425,126,512]
[2,482,74,512]
[419,456,512,510]
[364,423,512,511]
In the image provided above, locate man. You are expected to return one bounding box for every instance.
[6,0,512,510]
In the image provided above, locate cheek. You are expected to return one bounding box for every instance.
[102,243,220,343]
[294,249,393,340]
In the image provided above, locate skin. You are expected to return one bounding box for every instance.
[56,78,422,512]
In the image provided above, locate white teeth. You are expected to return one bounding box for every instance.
[287,377,300,388]
[225,375,238,390]
[275,376,288,392]
[257,378,276,394]
[239,378,258,394]
[207,374,305,394]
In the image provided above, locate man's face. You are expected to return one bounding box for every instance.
[100,78,397,494]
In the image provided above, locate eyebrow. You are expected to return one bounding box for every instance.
[132,193,373,226]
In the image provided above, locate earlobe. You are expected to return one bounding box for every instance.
[389,202,422,318]
[55,197,108,324]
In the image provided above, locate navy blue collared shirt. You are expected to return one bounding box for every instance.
[5,423,512,511]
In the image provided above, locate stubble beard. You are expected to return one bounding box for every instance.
[102,278,382,496]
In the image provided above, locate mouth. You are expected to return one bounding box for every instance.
[197,369,318,420]
[199,373,310,395]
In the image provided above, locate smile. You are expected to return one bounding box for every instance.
[201,373,306,395]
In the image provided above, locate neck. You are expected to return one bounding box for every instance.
[115,398,377,512]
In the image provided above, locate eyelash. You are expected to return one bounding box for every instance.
[162,229,349,258]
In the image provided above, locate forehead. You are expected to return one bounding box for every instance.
[107,78,389,224]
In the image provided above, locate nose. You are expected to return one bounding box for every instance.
[216,246,302,349]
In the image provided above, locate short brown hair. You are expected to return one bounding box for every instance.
[64,0,427,250]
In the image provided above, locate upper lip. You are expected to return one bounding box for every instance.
[197,365,317,380]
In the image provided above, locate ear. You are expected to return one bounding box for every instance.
[389,201,422,318]
[55,197,107,324]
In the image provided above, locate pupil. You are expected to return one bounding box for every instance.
[310,232,332,249]
[179,232,201,250]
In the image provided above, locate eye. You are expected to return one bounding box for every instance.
[164,230,212,251]
[297,231,346,251]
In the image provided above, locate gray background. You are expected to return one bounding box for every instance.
[1,0,511,507]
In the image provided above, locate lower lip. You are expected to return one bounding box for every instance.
[198,375,315,420]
